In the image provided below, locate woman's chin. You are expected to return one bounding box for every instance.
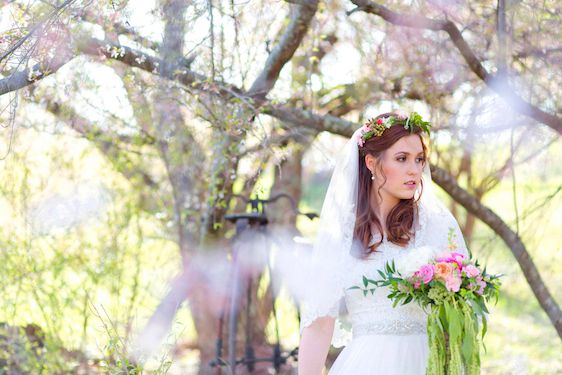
[397,192,416,200]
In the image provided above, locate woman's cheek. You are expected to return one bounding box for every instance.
[383,161,401,184]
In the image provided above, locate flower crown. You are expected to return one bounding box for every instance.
[357,111,431,147]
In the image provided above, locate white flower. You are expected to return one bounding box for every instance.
[135,54,147,64]
[383,117,393,128]
[394,245,439,277]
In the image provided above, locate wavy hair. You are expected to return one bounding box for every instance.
[354,112,428,256]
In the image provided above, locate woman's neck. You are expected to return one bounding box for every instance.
[371,193,399,232]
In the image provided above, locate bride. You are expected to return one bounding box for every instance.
[297,111,470,374]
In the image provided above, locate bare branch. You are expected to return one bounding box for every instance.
[247,0,319,97]
[262,102,356,135]
[0,36,234,97]
[41,97,159,189]
[0,0,77,64]
[284,0,315,5]
[514,46,562,61]
[348,0,562,135]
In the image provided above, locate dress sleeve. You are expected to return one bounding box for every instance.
[299,289,355,348]
[298,250,354,348]
[299,295,340,334]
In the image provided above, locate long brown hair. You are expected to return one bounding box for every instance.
[354,112,428,255]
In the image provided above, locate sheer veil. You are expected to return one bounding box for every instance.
[299,125,458,347]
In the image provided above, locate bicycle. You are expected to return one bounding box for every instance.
[208,193,317,375]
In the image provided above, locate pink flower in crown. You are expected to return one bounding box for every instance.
[357,137,365,147]
[357,124,370,147]
[445,273,462,292]
[463,264,480,278]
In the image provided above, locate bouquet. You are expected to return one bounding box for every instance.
[351,229,502,375]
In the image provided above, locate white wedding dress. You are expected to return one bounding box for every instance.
[326,205,469,375]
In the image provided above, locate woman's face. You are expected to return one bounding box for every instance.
[370,135,426,205]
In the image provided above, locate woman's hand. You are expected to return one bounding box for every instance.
[298,316,335,375]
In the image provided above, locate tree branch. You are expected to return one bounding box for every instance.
[348,0,562,135]
[0,0,77,64]
[41,98,159,190]
[247,0,319,97]
[431,165,562,340]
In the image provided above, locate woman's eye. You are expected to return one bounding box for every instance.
[396,156,424,162]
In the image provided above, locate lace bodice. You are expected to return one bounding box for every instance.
[341,240,430,341]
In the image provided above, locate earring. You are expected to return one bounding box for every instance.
[370,170,375,180]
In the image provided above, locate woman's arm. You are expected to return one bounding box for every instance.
[298,316,335,375]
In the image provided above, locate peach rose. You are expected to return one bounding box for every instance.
[434,262,453,281]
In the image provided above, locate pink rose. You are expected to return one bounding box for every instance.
[435,252,465,271]
[464,264,480,278]
[418,264,435,284]
[450,252,466,270]
[445,274,462,292]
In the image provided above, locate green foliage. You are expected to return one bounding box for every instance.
[405,111,431,136]
[0,323,75,374]
[0,130,184,373]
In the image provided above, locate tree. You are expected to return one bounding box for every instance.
[0,0,560,372]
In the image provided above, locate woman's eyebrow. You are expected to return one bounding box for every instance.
[394,151,425,156]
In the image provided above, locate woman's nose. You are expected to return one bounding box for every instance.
[408,162,421,175]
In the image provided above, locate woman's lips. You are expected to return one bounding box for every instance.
[404,181,417,189]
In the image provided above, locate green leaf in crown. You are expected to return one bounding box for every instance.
[405,111,432,136]
[358,111,432,147]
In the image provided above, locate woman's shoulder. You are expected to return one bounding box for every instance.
[415,203,463,248]
[418,203,459,230]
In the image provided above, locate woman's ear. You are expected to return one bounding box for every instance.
[364,154,376,172]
